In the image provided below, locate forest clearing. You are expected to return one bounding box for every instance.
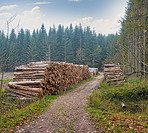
[0,0,148,132]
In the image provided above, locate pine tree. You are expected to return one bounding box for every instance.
[37,24,48,61]
[56,24,65,62]
[6,29,16,71]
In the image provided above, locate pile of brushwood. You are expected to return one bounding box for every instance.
[88,78,148,132]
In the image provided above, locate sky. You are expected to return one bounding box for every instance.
[0,0,128,35]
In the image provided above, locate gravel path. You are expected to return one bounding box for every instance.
[18,73,104,133]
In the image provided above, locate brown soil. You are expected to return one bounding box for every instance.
[17,73,104,133]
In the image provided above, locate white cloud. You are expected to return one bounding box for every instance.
[72,16,121,35]
[71,6,126,35]
[18,6,45,30]
[82,17,93,21]
[33,2,52,5]
[0,6,50,34]
[0,5,18,11]
[0,13,11,18]
[68,0,80,2]
[0,13,12,32]
[0,2,126,35]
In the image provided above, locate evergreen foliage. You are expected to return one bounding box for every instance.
[0,24,117,72]
[115,0,148,78]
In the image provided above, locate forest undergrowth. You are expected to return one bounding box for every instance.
[88,78,148,132]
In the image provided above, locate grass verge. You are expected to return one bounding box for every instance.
[87,78,148,132]
[0,73,100,132]
[0,95,58,132]
[0,79,13,82]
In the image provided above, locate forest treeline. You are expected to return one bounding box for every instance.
[104,0,148,79]
[1,0,147,78]
[113,0,148,79]
[0,24,117,72]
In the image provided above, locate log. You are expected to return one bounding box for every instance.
[13,79,43,82]
[9,81,41,85]
[104,72,123,75]
[5,93,34,100]
[15,68,46,72]
[27,64,49,68]
[8,82,42,93]
[7,88,39,97]
[104,64,121,67]
[14,76,44,79]
[106,77,125,83]
[104,68,121,72]
[5,92,21,97]
[105,75,123,79]
[14,71,44,76]
[9,81,41,88]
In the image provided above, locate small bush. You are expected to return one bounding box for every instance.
[99,79,148,103]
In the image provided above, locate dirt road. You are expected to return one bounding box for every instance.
[18,73,104,133]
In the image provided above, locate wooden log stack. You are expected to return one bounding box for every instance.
[41,62,91,95]
[7,61,91,99]
[7,61,50,99]
[14,61,50,82]
[104,64,125,84]
[7,81,43,99]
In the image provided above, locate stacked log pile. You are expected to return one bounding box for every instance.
[89,68,98,76]
[7,61,91,99]
[104,64,125,84]
[41,62,91,95]
[7,61,50,99]
[14,61,50,82]
[7,81,43,99]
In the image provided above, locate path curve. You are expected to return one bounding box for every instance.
[18,73,104,133]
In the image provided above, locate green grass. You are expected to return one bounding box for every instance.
[0,79,13,82]
[1,89,8,94]
[0,73,100,132]
[88,78,148,132]
[0,79,13,87]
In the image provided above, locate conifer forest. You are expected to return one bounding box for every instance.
[0,24,117,72]
[0,0,148,132]
[0,0,147,79]
[115,0,148,79]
